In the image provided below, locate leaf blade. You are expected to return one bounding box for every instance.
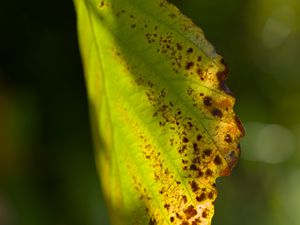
[74,0,245,224]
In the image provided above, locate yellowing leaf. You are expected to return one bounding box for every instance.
[74,0,245,225]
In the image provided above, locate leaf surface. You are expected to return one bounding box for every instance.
[74,0,245,224]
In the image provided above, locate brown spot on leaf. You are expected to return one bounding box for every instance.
[170,217,174,223]
[203,149,212,157]
[197,69,203,78]
[182,137,189,143]
[187,121,193,128]
[187,48,193,53]
[182,195,187,203]
[202,211,208,218]
[164,204,170,210]
[197,134,202,141]
[213,155,222,165]
[149,218,157,225]
[177,43,182,50]
[178,145,187,154]
[186,62,194,70]
[184,205,197,219]
[211,108,223,118]
[235,116,245,136]
[216,61,234,95]
[225,134,232,143]
[217,69,228,83]
[217,59,228,82]
[190,164,197,170]
[193,143,199,153]
[191,181,199,192]
[196,193,206,202]
[205,169,213,177]
[176,213,182,219]
[220,166,231,176]
[197,170,204,177]
[203,97,212,106]
[208,192,214,199]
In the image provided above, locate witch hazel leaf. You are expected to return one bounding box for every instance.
[74,0,245,225]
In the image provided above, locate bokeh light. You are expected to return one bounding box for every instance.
[242,122,295,164]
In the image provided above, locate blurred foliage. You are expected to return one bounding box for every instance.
[0,0,299,225]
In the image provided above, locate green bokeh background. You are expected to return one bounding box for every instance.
[1,0,300,225]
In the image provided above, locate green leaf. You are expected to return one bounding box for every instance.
[74,0,245,224]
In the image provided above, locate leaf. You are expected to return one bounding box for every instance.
[74,0,245,225]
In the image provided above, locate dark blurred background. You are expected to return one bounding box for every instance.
[1,0,300,225]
